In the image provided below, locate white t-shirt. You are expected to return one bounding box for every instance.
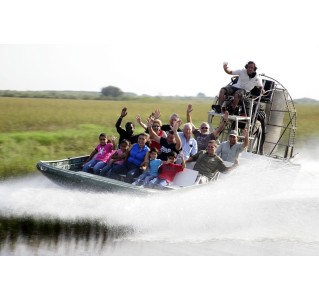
[232,69,263,92]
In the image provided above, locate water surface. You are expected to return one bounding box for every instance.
[1,145,319,256]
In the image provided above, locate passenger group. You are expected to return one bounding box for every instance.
[81,60,268,188]
[82,103,248,189]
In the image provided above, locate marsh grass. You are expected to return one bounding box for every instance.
[0,97,210,132]
[294,103,319,139]
[0,97,318,178]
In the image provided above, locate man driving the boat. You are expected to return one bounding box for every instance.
[212,61,265,115]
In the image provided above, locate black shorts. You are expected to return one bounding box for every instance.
[222,86,246,98]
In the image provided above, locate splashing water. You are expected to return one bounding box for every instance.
[1,145,319,255]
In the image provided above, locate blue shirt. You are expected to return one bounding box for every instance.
[128,144,149,166]
[149,158,162,176]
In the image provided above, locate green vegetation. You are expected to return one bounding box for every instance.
[0,97,318,179]
[0,89,104,100]
[101,86,123,97]
[294,103,319,140]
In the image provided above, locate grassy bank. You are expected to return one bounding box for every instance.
[1,97,318,179]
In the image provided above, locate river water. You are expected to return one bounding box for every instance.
[1,145,319,256]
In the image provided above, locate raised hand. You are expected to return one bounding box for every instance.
[146,117,154,128]
[176,118,183,127]
[120,107,127,118]
[171,118,182,131]
[136,114,142,123]
[187,104,193,113]
[153,108,161,119]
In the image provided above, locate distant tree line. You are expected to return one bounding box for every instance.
[0,90,104,100]
[0,85,213,100]
[0,85,126,100]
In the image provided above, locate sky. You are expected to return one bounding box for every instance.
[1,0,319,100]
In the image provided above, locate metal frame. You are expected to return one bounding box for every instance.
[208,74,297,159]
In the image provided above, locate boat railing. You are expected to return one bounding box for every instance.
[208,74,297,159]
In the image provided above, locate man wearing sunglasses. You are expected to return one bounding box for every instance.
[186,104,229,151]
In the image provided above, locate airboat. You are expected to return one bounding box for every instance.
[36,74,299,194]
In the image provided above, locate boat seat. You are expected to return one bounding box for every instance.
[165,168,199,189]
[250,79,275,102]
[87,167,128,181]
[84,165,199,188]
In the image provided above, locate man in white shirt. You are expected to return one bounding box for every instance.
[178,123,198,161]
[213,61,265,115]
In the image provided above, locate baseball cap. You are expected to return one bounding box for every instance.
[229,130,238,137]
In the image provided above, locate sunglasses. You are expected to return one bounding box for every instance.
[201,127,208,129]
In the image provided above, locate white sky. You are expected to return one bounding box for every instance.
[1,0,318,99]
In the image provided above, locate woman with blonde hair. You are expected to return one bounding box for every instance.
[136,115,167,151]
